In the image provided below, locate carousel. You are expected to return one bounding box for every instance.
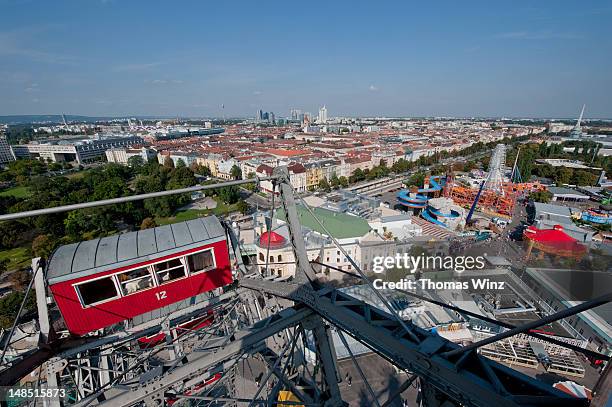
[523,224,587,260]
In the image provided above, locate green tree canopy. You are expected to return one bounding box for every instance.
[218,186,240,204]
[318,178,331,192]
[230,165,242,180]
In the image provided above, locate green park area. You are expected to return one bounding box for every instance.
[0,246,32,272]
[0,186,32,199]
[155,198,242,226]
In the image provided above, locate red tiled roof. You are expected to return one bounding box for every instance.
[264,149,309,157]
[287,163,306,173]
[256,164,274,175]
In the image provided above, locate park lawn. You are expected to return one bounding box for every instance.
[155,198,242,226]
[0,246,33,272]
[212,200,240,216]
[0,186,32,199]
[65,170,88,179]
[155,209,210,226]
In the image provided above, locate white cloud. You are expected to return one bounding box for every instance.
[113,62,164,72]
[369,85,379,92]
[145,78,184,85]
[495,31,583,40]
[24,83,39,92]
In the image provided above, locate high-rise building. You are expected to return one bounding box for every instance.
[0,130,15,165]
[257,109,264,122]
[570,104,585,139]
[303,112,312,126]
[269,112,275,125]
[318,105,328,124]
[290,109,301,121]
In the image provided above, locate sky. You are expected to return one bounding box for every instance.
[1,0,611,118]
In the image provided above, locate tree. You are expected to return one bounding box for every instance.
[127,155,145,170]
[32,235,55,259]
[230,165,242,180]
[554,167,572,185]
[167,167,197,189]
[243,172,257,191]
[330,174,340,189]
[0,291,36,329]
[163,156,175,169]
[9,270,31,291]
[318,178,331,192]
[0,259,8,276]
[140,217,157,230]
[175,158,186,168]
[0,221,26,249]
[349,168,365,183]
[144,196,178,218]
[528,190,553,203]
[406,172,425,188]
[571,170,597,186]
[190,163,211,177]
[218,186,240,204]
[338,176,349,188]
[237,200,249,215]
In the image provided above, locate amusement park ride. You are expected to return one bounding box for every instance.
[0,167,609,407]
[398,144,546,225]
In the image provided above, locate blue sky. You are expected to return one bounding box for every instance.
[1,0,611,118]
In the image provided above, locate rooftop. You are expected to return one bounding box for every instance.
[275,205,370,239]
[547,186,589,197]
[533,202,572,217]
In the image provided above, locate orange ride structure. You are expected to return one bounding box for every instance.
[400,143,546,221]
[444,144,545,219]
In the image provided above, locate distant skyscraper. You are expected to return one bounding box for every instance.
[570,104,585,139]
[257,109,264,122]
[269,112,275,125]
[290,109,301,121]
[0,133,16,165]
[318,105,328,124]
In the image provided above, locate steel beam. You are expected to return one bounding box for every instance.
[273,166,317,285]
[316,261,610,362]
[85,307,313,406]
[239,278,588,407]
[442,292,612,358]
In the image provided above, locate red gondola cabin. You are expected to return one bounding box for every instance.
[46,216,233,336]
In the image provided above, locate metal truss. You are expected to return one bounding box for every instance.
[2,166,609,407]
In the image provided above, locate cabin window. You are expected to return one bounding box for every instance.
[117,267,154,295]
[77,277,118,306]
[154,258,186,284]
[187,250,215,274]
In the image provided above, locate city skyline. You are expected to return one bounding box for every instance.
[1,1,611,118]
